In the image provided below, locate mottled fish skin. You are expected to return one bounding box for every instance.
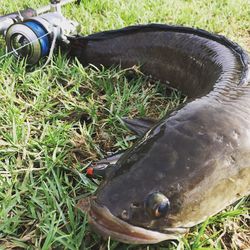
[68,24,250,244]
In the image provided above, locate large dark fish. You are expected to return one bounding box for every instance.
[68,24,250,244]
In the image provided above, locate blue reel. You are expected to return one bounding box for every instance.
[5,12,79,65]
[5,19,51,64]
[25,21,50,57]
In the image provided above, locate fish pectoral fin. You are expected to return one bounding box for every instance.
[87,151,125,178]
[122,117,157,136]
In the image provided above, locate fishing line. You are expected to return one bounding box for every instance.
[40,27,58,69]
[0,30,52,61]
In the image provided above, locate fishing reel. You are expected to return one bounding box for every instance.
[0,0,80,64]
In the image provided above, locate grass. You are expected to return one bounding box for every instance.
[0,0,249,249]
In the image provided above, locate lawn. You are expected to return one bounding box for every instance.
[0,0,249,249]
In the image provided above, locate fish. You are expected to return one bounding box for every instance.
[68,24,250,244]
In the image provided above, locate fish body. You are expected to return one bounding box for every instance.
[68,24,250,244]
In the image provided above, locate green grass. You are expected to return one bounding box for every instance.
[0,0,249,249]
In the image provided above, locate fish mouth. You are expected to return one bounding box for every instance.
[88,200,188,244]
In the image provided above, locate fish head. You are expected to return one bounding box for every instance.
[82,116,248,244]
[83,132,205,244]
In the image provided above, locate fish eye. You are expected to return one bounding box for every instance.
[145,192,170,218]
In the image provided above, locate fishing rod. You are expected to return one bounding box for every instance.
[0,0,81,64]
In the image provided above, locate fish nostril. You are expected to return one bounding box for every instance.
[130,202,140,208]
[121,210,129,220]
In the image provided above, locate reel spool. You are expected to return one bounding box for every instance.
[5,12,79,64]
